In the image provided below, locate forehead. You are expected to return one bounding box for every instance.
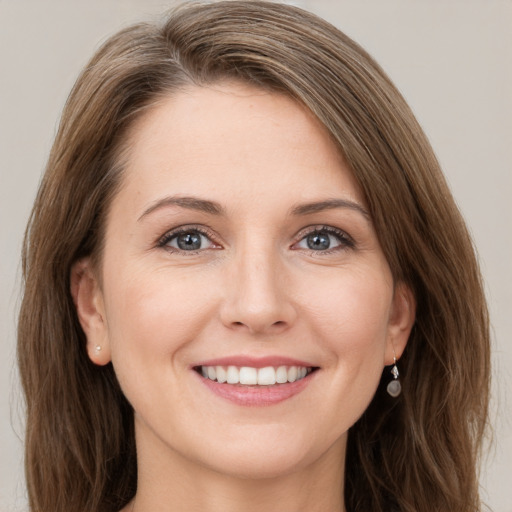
[114,81,364,214]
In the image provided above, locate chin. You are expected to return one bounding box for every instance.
[189,425,344,480]
[205,448,311,480]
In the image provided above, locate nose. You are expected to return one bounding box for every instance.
[219,246,297,335]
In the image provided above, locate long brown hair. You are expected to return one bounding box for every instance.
[18,2,490,511]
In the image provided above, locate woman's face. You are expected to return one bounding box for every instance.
[76,82,414,480]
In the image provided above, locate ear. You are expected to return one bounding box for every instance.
[385,282,416,365]
[70,258,111,366]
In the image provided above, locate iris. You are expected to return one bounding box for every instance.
[307,232,331,250]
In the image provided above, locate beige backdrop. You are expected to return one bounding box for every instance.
[1,1,511,511]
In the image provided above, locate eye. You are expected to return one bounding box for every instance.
[293,226,354,252]
[158,227,218,253]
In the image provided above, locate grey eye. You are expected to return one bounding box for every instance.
[297,231,342,251]
[168,231,212,251]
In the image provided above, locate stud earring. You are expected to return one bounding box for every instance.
[94,345,102,354]
[386,355,402,397]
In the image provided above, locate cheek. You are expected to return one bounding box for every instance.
[103,266,218,365]
[101,266,222,419]
[301,266,393,346]
[278,267,394,442]
[299,266,393,396]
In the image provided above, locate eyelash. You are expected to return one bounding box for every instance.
[157,224,355,255]
[292,225,356,253]
[157,225,219,254]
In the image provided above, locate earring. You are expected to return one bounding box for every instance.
[386,355,402,397]
[94,345,102,354]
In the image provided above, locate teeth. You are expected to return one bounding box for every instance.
[258,366,276,386]
[239,367,258,385]
[207,366,216,380]
[199,365,313,385]
[216,366,227,383]
[276,366,288,383]
[226,365,239,384]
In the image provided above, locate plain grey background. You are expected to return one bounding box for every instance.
[1,1,511,511]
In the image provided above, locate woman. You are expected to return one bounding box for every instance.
[17,2,490,511]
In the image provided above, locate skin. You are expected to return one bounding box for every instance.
[72,82,415,512]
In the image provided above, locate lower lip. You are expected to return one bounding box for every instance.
[196,372,315,406]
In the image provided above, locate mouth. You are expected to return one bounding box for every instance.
[194,364,317,386]
[192,359,319,406]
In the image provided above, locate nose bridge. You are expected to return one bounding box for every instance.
[221,233,295,333]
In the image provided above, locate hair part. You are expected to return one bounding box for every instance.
[18,2,489,511]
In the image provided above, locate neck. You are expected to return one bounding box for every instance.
[126,422,347,512]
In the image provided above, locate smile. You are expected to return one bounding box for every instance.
[193,358,319,406]
[198,365,313,386]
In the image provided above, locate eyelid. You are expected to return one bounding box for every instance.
[291,225,356,251]
[156,223,355,254]
[157,224,222,252]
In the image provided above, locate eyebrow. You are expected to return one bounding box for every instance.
[290,198,370,219]
[138,196,225,221]
[138,195,370,222]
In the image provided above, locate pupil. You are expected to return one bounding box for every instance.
[307,232,330,250]
[177,232,201,250]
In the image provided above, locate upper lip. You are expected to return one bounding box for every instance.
[192,355,317,369]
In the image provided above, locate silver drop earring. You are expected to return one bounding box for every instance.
[386,355,402,397]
